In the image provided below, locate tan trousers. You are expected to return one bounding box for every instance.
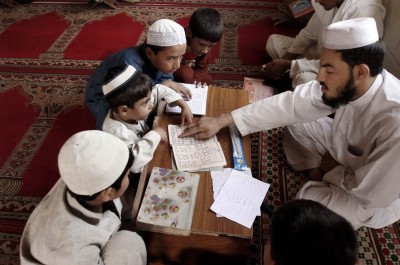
[266,34,320,87]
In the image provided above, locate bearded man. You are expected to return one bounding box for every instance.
[180,18,400,229]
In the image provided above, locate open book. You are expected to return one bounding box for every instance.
[168,125,226,171]
[165,83,208,115]
[136,167,200,236]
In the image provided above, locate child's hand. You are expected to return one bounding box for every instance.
[162,80,192,100]
[194,81,207,88]
[180,104,193,125]
[183,59,196,68]
[153,127,168,144]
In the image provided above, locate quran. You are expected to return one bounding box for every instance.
[165,83,208,115]
[168,124,227,171]
[136,167,200,236]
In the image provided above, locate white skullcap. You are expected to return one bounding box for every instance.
[102,65,139,97]
[58,130,129,196]
[322,17,379,50]
[147,19,186,46]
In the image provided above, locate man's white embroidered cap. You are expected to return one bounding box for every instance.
[147,19,186,46]
[103,64,138,96]
[58,130,129,196]
[322,17,379,50]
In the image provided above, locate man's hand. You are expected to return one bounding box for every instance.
[320,152,339,173]
[162,80,192,100]
[261,59,292,80]
[179,114,235,139]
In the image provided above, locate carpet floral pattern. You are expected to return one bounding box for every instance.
[0,1,399,265]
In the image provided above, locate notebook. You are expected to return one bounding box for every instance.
[165,83,208,115]
[168,124,227,172]
[136,167,200,236]
[288,0,314,18]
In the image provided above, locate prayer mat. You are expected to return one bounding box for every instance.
[1,1,399,265]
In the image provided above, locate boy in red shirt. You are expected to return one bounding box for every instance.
[174,8,223,85]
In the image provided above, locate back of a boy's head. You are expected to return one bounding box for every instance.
[189,8,223,43]
[103,64,152,111]
[58,130,130,196]
[270,199,358,265]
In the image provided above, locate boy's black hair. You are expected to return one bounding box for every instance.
[189,8,223,43]
[269,199,358,265]
[68,150,134,202]
[103,64,152,112]
[144,44,167,55]
[339,39,385,77]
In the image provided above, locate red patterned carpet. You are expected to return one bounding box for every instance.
[1,1,399,265]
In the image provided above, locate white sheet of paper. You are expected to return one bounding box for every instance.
[210,170,270,228]
[211,168,261,216]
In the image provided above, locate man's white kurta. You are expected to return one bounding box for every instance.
[232,70,400,229]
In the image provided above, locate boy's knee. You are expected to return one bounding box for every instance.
[102,231,147,265]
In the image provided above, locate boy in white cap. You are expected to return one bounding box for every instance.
[181,17,400,229]
[86,18,191,130]
[20,130,147,265]
[262,0,385,90]
[102,64,193,173]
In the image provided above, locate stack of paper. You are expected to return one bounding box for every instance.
[210,168,269,228]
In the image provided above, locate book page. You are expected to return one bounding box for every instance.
[211,168,260,217]
[168,125,226,171]
[210,170,269,228]
[172,142,226,171]
[165,83,208,115]
[168,124,217,146]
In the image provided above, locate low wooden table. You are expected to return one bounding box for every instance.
[132,87,253,265]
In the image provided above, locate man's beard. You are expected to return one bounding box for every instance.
[321,74,357,109]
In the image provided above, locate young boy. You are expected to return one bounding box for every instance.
[174,8,223,85]
[102,64,193,173]
[86,18,192,129]
[264,199,358,265]
[20,130,147,265]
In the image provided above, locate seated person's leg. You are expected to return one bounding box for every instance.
[102,230,147,265]
[284,117,333,180]
[266,34,294,60]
